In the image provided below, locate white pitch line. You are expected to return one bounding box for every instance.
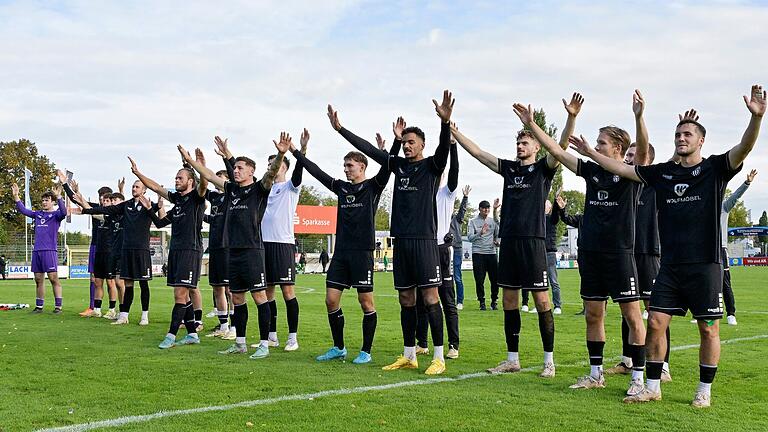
[36,334,768,432]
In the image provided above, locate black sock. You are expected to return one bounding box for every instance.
[257,301,271,341]
[286,297,299,334]
[94,299,103,309]
[168,303,186,336]
[108,300,116,309]
[218,313,228,325]
[646,360,663,380]
[183,302,197,335]
[665,327,671,363]
[504,309,521,352]
[328,308,345,349]
[426,302,444,347]
[362,311,377,354]
[268,299,278,333]
[621,317,631,358]
[699,364,717,384]
[194,308,203,323]
[401,305,417,347]
[120,284,134,313]
[630,344,646,373]
[538,309,555,352]
[234,303,248,338]
[587,340,605,366]
[415,294,429,348]
[139,280,150,311]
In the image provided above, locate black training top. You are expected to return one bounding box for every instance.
[636,152,741,265]
[109,213,124,254]
[497,157,557,239]
[223,180,270,249]
[204,189,228,250]
[83,199,159,251]
[634,185,660,255]
[577,159,641,254]
[155,191,206,251]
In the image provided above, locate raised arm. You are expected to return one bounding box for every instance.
[128,157,170,200]
[290,129,309,187]
[549,93,585,169]
[329,104,389,165]
[450,126,499,173]
[455,186,470,221]
[447,135,459,192]
[262,132,290,189]
[289,135,335,192]
[569,135,641,182]
[723,169,756,212]
[430,90,455,172]
[513,103,579,173]
[193,148,209,197]
[554,194,580,228]
[11,183,35,217]
[179,145,225,190]
[728,84,766,170]
[632,90,651,166]
[82,201,126,216]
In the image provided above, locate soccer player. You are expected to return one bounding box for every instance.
[328,89,455,375]
[720,169,756,326]
[570,85,765,407]
[11,183,67,313]
[75,175,162,325]
[450,94,584,378]
[290,128,390,364]
[514,92,648,392]
[105,192,128,319]
[261,135,305,352]
[182,134,288,358]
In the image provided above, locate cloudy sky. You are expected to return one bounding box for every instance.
[2,0,767,233]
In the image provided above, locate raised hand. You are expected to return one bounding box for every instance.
[568,135,593,157]
[433,89,455,123]
[157,195,164,208]
[376,133,386,151]
[300,128,310,154]
[481,223,489,235]
[128,156,140,175]
[678,109,699,122]
[52,183,63,198]
[744,84,767,117]
[563,92,585,117]
[747,169,758,183]
[512,103,534,126]
[213,136,229,158]
[56,169,68,184]
[137,194,151,209]
[70,178,80,193]
[493,197,500,210]
[118,177,125,193]
[393,116,406,140]
[11,183,20,200]
[176,145,193,163]
[273,132,291,154]
[74,191,86,205]
[450,121,458,145]
[327,105,342,131]
[556,194,567,209]
[195,148,207,167]
[632,89,645,118]
[462,185,471,197]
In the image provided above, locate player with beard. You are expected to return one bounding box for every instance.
[328,90,454,375]
[512,91,648,394]
[450,94,585,377]
[570,84,765,407]
[290,128,391,364]
[182,134,288,359]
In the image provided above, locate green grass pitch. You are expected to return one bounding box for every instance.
[1,267,767,431]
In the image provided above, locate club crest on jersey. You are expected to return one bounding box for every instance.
[597,190,609,201]
[674,184,689,197]
[345,195,356,204]
[400,178,410,188]
[528,165,534,172]
[613,175,620,183]
[592,176,599,183]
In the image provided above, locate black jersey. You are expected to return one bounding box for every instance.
[389,157,443,239]
[110,213,125,253]
[204,189,228,250]
[83,198,159,251]
[634,185,660,255]
[224,180,270,249]
[93,217,113,253]
[162,191,206,251]
[497,157,557,239]
[636,152,741,265]
[577,159,641,254]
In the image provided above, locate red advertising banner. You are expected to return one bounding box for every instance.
[293,205,337,234]
[742,257,768,266]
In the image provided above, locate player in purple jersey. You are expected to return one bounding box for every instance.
[12,183,67,313]
[570,85,765,408]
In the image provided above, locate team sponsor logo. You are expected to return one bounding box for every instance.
[346,195,356,204]
[397,177,418,191]
[400,178,410,187]
[231,198,241,205]
[674,184,689,197]
[507,176,531,189]
[514,177,523,185]
[597,190,609,201]
[692,166,701,177]
[613,175,620,183]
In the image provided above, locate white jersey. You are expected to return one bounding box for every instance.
[436,185,458,243]
[261,180,300,244]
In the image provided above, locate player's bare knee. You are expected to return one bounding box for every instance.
[698,321,720,339]
[399,290,416,307]
[281,284,295,300]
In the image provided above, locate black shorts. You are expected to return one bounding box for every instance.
[393,238,441,290]
[93,251,111,279]
[107,252,121,280]
[650,263,723,320]
[208,249,229,286]
[326,250,374,293]
[120,249,153,281]
[578,251,639,303]
[167,249,202,288]
[439,243,453,284]
[498,238,548,291]
[264,242,296,286]
[229,248,266,293]
[635,253,660,300]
